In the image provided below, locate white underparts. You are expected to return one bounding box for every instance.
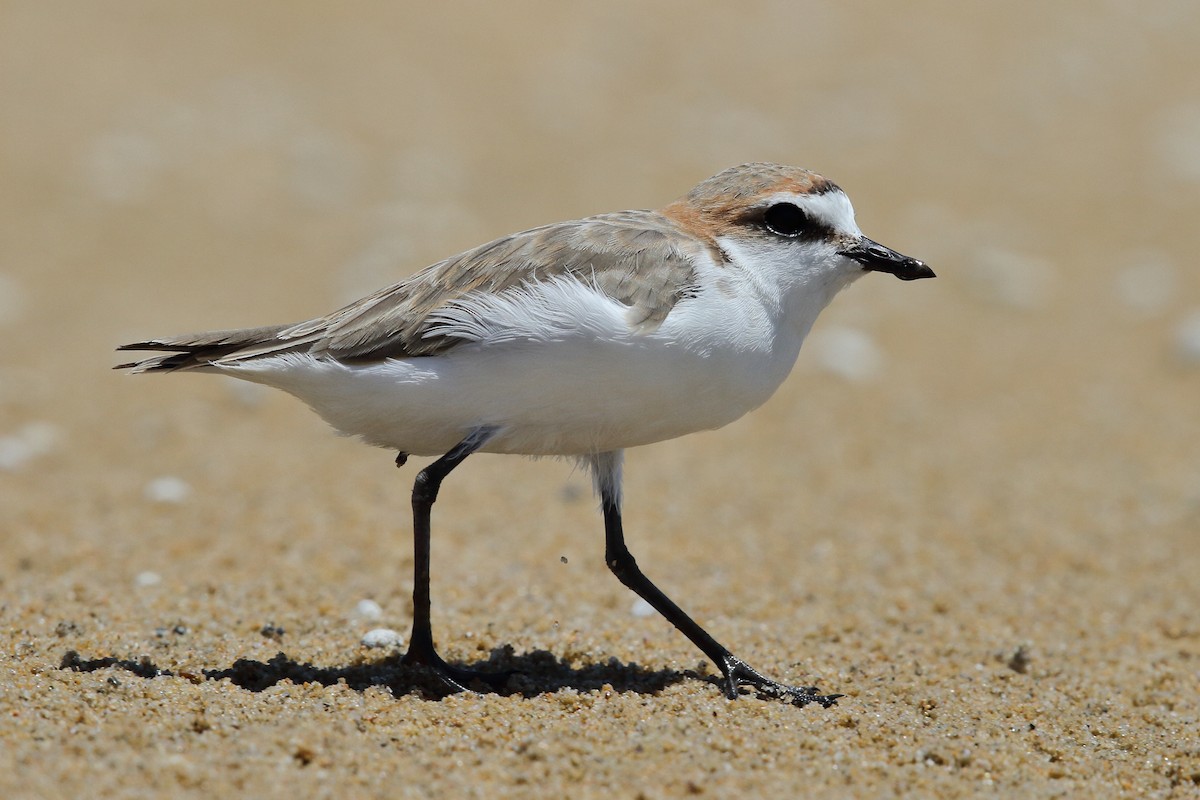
[219,240,859,459]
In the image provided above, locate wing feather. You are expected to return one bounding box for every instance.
[311,210,703,359]
[116,210,705,371]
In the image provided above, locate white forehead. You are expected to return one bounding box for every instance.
[762,189,861,237]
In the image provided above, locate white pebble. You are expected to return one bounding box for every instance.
[144,476,191,504]
[1174,310,1200,364]
[20,422,62,453]
[354,599,383,620]
[631,598,656,618]
[811,326,883,383]
[0,436,34,471]
[0,421,62,471]
[134,571,162,587]
[360,628,404,649]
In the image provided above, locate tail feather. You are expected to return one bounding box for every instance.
[115,323,306,373]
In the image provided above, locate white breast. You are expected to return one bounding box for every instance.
[219,247,849,457]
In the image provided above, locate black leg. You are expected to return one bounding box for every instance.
[601,487,839,708]
[400,428,508,693]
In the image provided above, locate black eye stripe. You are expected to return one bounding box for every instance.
[759,202,833,240]
[763,203,809,237]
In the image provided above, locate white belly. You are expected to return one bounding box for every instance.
[222,335,791,456]
[219,279,807,457]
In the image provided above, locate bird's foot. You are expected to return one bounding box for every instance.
[401,643,511,694]
[718,654,841,708]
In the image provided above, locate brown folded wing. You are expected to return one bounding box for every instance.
[117,210,704,371]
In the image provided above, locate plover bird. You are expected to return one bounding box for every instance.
[117,162,934,706]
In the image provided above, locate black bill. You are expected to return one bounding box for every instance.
[840,237,935,281]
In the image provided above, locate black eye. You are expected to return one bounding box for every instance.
[762,203,811,237]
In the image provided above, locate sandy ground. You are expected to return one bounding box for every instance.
[2,2,1199,797]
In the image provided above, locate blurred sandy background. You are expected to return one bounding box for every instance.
[2,1,1199,797]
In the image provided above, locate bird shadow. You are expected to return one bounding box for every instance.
[59,645,697,699]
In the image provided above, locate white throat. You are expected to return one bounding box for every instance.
[715,234,863,343]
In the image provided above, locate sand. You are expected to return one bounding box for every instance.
[2,3,1198,797]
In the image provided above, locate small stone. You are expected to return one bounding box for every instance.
[144,476,191,504]
[292,744,317,767]
[1007,644,1033,674]
[0,421,62,471]
[0,436,35,471]
[21,422,62,452]
[260,623,285,641]
[354,599,383,620]
[631,598,656,618]
[55,621,81,638]
[360,628,404,649]
[134,571,162,587]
